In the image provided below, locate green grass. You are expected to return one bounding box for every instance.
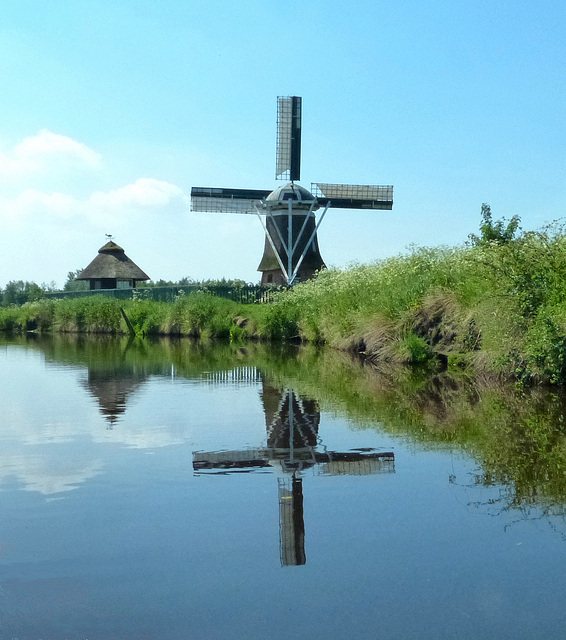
[5,222,566,384]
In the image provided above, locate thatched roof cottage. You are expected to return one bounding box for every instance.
[77,241,150,290]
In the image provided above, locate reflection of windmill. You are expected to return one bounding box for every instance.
[191,96,394,286]
[193,382,395,566]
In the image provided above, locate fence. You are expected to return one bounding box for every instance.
[45,284,283,304]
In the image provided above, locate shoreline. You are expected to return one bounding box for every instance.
[4,226,566,387]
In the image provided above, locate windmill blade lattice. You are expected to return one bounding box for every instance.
[190,96,393,286]
[276,96,302,182]
[311,183,393,210]
[190,187,270,214]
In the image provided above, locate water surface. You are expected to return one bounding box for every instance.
[1,335,566,639]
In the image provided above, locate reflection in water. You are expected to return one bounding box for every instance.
[77,339,155,427]
[82,369,147,428]
[5,335,566,637]
[193,380,395,566]
[9,333,566,518]
[279,475,306,566]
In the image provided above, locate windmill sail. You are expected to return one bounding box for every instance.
[190,187,270,214]
[311,183,394,210]
[190,95,394,287]
[276,96,302,181]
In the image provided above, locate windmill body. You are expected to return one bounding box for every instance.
[257,183,326,285]
[191,96,394,286]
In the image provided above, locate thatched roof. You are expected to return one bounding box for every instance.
[77,241,150,281]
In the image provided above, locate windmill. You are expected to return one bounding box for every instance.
[191,96,394,286]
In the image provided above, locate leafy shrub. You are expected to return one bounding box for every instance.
[18,299,56,331]
[0,307,21,331]
[254,297,300,341]
[52,297,122,333]
[396,332,435,365]
[468,203,520,247]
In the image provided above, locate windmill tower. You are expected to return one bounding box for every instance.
[191,96,394,286]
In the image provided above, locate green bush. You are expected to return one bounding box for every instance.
[52,297,122,333]
[254,297,300,341]
[396,332,435,365]
[126,299,168,335]
[18,299,56,331]
[0,307,21,331]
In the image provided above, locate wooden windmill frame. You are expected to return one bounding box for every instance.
[191,97,394,286]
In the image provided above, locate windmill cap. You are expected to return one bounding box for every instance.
[266,183,318,210]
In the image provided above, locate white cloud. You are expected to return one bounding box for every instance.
[1,189,77,224]
[0,130,101,178]
[90,178,189,212]
[15,130,101,168]
[0,178,188,231]
[0,130,262,287]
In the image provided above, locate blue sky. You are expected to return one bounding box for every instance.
[1,0,565,287]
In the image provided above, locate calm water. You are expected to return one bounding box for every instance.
[1,335,566,639]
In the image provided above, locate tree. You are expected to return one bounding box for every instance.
[468,203,521,247]
[1,280,45,306]
[63,269,88,292]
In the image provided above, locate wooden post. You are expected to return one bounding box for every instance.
[120,307,136,338]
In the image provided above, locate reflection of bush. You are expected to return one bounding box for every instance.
[474,394,566,509]
[5,330,566,514]
[256,345,566,513]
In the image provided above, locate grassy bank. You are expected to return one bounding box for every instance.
[4,218,566,384]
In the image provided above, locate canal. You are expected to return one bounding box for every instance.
[1,334,566,639]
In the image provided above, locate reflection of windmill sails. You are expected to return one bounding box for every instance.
[278,476,306,566]
[192,382,395,567]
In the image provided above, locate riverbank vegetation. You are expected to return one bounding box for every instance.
[3,207,566,385]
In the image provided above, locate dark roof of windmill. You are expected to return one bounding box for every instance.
[265,183,317,210]
[266,183,315,202]
[77,241,150,281]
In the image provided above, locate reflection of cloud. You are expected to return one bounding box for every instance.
[0,453,103,495]
[0,366,185,495]
[0,422,182,496]
[94,427,184,449]
[9,398,185,450]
